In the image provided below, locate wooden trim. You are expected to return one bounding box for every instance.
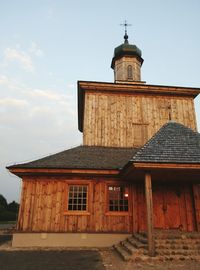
[63,211,91,216]
[105,212,129,216]
[133,162,200,170]
[9,168,119,176]
[64,182,92,215]
[78,81,200,96]
[145,172,155,257]
[106,183,130,214]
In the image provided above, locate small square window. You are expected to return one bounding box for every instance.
[108,185,129,212]
[68,185,88,211]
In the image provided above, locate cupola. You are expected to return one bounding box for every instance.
[111,31,143,83]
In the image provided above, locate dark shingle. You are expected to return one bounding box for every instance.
[132,122,200,163]
[8,146,138,170]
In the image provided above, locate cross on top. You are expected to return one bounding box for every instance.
[120,20,132,43]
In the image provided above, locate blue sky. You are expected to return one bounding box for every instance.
[0,0,200,202]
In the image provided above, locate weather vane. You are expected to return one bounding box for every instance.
[120,20,132,43]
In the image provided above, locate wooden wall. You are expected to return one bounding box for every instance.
[193,184,200,231]
[17,176,134,233]
[83,91,197,147]
[17,177,199,233]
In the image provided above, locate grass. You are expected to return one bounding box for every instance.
[0,221,16,224]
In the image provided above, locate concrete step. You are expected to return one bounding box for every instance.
[133,233,148,244]
[113,244,131,261]
[120,240,137,255]
[127,237,147,249]
[114,233,200,262]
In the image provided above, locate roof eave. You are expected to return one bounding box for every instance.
[7,167,120,178]
[132,162,200,170]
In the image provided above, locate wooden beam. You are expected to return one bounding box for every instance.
[134,162,200,170]
[145,172,155,257]
[8,168,119,177]
[78,81,200,97]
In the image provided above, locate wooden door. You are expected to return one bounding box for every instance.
[153,183,196,231]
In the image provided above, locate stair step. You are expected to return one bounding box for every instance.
[133,233,148,244]
[121,240,137,255]
[113,244,131,261]
[114,232,200,262]
[128,237,147,249]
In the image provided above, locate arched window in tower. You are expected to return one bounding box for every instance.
[127,65,133,79]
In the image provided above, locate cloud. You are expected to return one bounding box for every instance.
[4,47,34,71]
[30,88,66,101]
[0,75,26,92]
[0,75,9,85]
[0,98,29,107]
[29,42,44,57]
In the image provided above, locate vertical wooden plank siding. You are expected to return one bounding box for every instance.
[145,173,155,257]
[193,184,200,231]
[17,178,199,234]
[17,178,134,233]
[17,180,26,230]
[184,184,197,231]
[83,92,196,147]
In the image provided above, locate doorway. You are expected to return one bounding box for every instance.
[153,183,196,231]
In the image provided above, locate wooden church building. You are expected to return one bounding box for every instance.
[7,31,200,253]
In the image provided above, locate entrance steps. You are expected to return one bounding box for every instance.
[113,231,200,262]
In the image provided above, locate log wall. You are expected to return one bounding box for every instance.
[83,91,197,147]
[17,177,198,233]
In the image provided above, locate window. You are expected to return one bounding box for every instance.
[108,186,129,212]
[68,185,88,211]
[127,65,133,79]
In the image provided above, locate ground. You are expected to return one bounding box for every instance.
[1,232,200,270]
[0,250,105,270]
[100,249,200,270]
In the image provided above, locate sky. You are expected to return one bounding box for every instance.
[0,0,200,203]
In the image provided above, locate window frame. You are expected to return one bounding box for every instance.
[106,184,129,215]
[64,183,90,216]
[127,65,133,79]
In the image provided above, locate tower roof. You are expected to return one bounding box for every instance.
[111,35,143,69]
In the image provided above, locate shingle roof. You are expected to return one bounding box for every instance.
[8,146,139,170]
[132,122,200,163]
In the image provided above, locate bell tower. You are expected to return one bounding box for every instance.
[111,23,143,83]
